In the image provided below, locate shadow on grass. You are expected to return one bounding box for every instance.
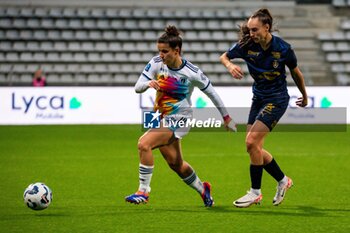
[206,205,349,217]
[138,204,349,218]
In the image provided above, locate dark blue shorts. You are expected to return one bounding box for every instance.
[248,95,289,131]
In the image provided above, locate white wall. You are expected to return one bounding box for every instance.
[0,86,348,125]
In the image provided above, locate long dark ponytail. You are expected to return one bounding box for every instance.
[238,8,275,48]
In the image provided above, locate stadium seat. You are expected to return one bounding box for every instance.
[341,20,350,30]
[52,64,67,73]
[19,73,32,83]
[101,53,114,62]
[97,19,109,29]
[66,64,80,72]
[0,3,344,86]
[7,52,19,62]
[95,42,108,51]
[47,52,60,62]
[341,53,350,61]
[13,18,26,28]
[88,52,100,62]
[6,7,19,17]
[49,8,63,17]
[63,7,76,17]
[47,30,61,40]
[91,8,105,18]
[146,9,160,18]
[331,63,345,72]
[102,30,115,40]
[73,52,88,63]
[33,30,46,40]
[108,63,121,72]
[41,19,55,29]
[34,8,47,17]
[13,42,25,51]
[0,63,12,73]
[327,53,341,62]
[332,0,347,7]
[337,42,350,51]
[0,41,11,51]
[54,42,67,51]
[69,19,83,29]
[109,42,122,51]
[76,8,90,17]
[89,30,102,40]
[75,74,88,84]
[75,30,88,40]
[61,52,73,62]
[322,42,336,51]
[83,19,96,29]
[336,73,350,85]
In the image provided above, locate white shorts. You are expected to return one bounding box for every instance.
[163,111,193,139]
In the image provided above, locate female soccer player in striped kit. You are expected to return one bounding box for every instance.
[220,8,308,207]
[125,25,236,207]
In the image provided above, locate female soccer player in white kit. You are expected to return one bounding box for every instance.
[125,25,236,207]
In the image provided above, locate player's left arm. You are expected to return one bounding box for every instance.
[286,47,308,108]
[195,71,237,131]
[202,84,237,132]
[290,66,308,107]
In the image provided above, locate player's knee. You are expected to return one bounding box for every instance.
[137,140,151,152]
[246,137,258,153]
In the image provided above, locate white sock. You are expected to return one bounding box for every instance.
[279,176,288,185]
[138,164,154,193]
[250,188,261,195]
[182,171,203,194]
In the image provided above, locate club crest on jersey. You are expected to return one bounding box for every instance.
[272,60,279,68]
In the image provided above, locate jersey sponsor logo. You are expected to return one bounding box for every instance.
[259,71,280,81]
[248,50,260,56]
[271,52,281,59]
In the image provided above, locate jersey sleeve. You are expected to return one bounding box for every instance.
[226,43,244,60]
[192,70,229,118]
[191,69,211,91]
[134,57,159,93]
[285,47,298,70]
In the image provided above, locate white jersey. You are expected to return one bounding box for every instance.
[135,56,229,118]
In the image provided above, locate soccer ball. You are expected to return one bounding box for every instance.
[23,182,52,210]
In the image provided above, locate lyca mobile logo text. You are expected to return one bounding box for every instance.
[11,93,82,113]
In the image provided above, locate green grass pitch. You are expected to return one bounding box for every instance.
[0,125,349,233]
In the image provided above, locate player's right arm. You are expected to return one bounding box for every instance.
[220,43,244,80]
[220,52,244,80]
[135,57,160,93]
